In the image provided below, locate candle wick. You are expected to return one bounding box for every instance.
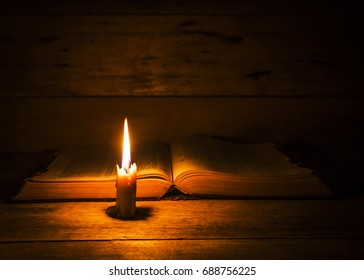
[121,159,131,173]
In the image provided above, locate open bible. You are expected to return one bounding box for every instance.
[12,136,333,201]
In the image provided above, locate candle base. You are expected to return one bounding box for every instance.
[106,205,137,220]
[115,179,137,219]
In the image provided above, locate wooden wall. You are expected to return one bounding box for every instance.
[1,0,363,152]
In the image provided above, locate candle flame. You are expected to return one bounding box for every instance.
[121,118,131,171]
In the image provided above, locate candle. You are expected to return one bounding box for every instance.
[115,118,137,218]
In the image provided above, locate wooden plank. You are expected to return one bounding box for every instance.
[0,200,364,242]
[1,239,363,260]
[0,97,362,152]
[0,14,361,97]
[1,0,341,15]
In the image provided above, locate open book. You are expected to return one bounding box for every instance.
[12,136,333,201]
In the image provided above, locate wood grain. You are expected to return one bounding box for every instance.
[1,239,363,260]
[1,200,364,242]
[1,97,362,152]
[1,0,363,261]
[1,0,342,15]
[1,14,361,97]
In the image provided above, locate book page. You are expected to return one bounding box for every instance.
[133,142,172,181]
[30,143,172,182]
[171,136,311,183]
[171,137,228,180]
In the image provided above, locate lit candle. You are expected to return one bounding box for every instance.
[115,118,137,218]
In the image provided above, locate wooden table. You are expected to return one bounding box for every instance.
[0,0,363,260]
[0,149,364,260]
[1,198,364,259]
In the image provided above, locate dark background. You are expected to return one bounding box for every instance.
[1,0,363,198]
